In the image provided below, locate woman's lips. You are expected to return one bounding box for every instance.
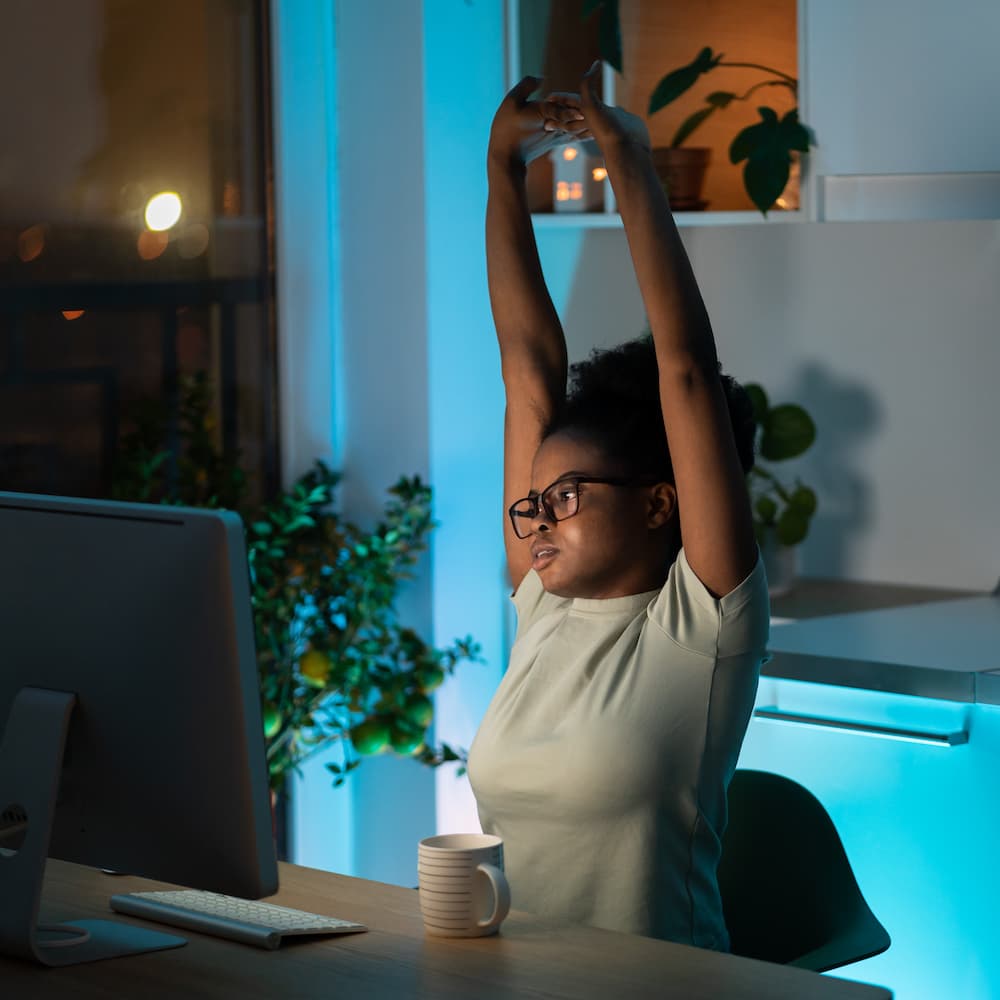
[531,545,558,569]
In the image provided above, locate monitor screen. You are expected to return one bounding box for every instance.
[0,491,278,965]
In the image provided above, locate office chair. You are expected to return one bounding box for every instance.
[717,769,891,973]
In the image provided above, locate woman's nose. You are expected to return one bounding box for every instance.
[530,510,553,533]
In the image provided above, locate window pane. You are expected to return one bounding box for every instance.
[0,0,277,503]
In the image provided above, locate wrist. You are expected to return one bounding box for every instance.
[602,133,652,167]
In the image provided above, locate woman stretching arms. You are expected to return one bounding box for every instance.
[466,63,770,950]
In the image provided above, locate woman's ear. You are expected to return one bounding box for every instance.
[645,482,677,529]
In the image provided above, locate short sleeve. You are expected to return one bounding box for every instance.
[646,546,770,658]
[511,568,572,637]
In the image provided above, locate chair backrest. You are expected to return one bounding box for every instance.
[718,769,890,973]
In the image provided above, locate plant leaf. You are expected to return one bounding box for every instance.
[761,404,816,461]
[778,108,815,152]
[670,106,715,147]
[729,119,770,164]
[755,495,778,523]
[598,0,623,73]
[648,47,718,115]
[789,484,818,516]
[743,144,791,215]
[706,90,736,109]
[776,506,810,546]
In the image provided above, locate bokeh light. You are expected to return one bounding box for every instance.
[17,225,46,262]
[145,191,183,231]
[177,223,210,259]
[592,167,608,181]
[137,229,170,260]
[562,147,578,161]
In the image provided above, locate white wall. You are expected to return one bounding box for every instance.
[424,0,509,838]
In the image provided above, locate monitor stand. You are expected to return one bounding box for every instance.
[0,687,187,966]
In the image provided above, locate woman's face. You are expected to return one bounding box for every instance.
[523,430,677,599]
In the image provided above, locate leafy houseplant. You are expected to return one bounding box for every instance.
[112,373,479,793]
[744,382,818,554]
[647,47,817,215]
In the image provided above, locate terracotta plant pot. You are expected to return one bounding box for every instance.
[650,146,711,211]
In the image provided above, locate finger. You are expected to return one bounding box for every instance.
[557,118,592,136]
[540,101,586,126]
[581,60,603,106]
[545,90,583,107]
[508,75,543,104]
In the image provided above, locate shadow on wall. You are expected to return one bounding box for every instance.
[789,361,883,579]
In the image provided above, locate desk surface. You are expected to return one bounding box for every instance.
[766,593,1000,703]
[3,860,892,999]
[769,576,979,622]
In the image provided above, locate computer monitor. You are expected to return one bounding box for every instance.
[0,491,278,966]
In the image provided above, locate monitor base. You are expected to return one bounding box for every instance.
[34,919,186,967]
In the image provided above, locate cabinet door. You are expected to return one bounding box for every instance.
[737,679,999,1000]
[806,0,1000,175]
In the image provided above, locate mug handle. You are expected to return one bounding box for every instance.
[475,863,511,930]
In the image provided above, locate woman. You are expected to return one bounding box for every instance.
[465,63,771,951]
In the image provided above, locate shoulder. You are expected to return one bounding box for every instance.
[646,545,770,657]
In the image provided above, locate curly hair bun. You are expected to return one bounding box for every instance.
[549,335,756,479]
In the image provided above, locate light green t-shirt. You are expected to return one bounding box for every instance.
[467,546,770,950]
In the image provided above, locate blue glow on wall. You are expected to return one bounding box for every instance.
[740,679,1000,999]
[423,0,509,833]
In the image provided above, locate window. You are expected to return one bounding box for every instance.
[0,0,277,502]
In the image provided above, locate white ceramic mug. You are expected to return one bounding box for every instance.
[417,833,510,937]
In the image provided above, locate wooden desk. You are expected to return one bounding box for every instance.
[2,860,892,999]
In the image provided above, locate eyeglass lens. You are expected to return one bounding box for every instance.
[510,480,580,538]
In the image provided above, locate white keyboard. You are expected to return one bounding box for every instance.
[110,889,368,950]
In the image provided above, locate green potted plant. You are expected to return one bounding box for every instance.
[647,47,816,214]
[744,382,818,595]
[112,374,479,804]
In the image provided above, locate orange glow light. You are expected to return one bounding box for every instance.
[18,225,45,262]
[570,182,582,200]
[61,310,85,321]
[562,147,578,161]
[556,181,570,202]
[137,229,170,261]
[592,167,608,181]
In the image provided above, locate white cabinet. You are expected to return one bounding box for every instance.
[804,0,1000,220]
[738,678,1000,1000]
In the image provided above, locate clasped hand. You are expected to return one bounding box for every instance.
[488,61,650,170]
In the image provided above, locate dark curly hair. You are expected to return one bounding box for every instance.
[546,335,757,483]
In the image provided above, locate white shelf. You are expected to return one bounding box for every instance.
[531,210,807,229]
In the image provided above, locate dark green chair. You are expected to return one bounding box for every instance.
[717,769,891,973]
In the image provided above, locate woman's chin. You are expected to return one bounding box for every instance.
[538,565,580,598]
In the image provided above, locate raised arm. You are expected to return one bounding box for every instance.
[486,78,587,591]
[578,63,757,599]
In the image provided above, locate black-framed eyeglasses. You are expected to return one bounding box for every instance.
[507,475,659,539]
